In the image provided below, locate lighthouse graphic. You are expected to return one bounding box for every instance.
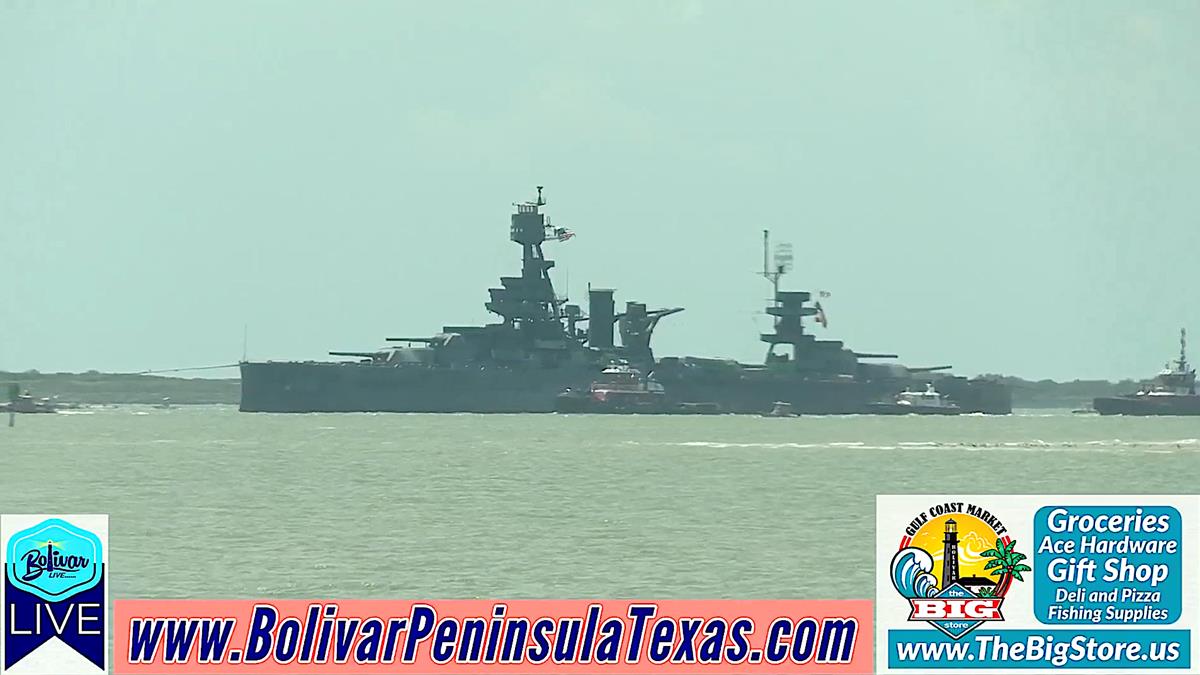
[890,506,1019,641]
[939,517,1000,597]
[941,518,959,586]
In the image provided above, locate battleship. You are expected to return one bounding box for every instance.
[1093,329,1200,416]
[239,188,1011,414]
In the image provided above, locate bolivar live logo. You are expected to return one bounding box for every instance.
[2,514,108,675]
[890,501,1028,640]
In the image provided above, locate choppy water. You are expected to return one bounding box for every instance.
[1,407,1197,600]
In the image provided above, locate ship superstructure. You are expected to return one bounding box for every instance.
[380,187,597,369]
[239,188,680,412]
[651,231,1011,414]
[1094,329,1200,415]
[239,190,1011,414]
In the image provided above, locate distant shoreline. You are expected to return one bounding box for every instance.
[2,370,1141,409]
[1,371,239,405]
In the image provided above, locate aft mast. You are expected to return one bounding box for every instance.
[1179,328,1189,373]
[760,230,790,300]
[759,229,815,364]
[1175,328,1195,394]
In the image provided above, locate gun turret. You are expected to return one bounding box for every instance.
[329,351,393,365]
[618,302,684,363]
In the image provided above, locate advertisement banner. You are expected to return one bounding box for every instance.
[114,599,872,674]
[876,495,1197,673]
[1,514,109,675]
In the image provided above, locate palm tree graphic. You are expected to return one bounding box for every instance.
[978,538,1031,598]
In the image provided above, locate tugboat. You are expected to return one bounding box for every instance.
[867,383,962,415]
[1093,329,1200,416]
[763,401,797,417]
[0,389,62,414]
[556,361,722,414]
[556,361,667,413]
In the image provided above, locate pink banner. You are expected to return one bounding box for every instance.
[114,599,871,674]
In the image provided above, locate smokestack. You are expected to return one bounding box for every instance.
[588,289,615,349]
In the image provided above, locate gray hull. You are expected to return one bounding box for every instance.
[239,361,582,413]
[240,361,1012,414]
[1093,395,1200,416]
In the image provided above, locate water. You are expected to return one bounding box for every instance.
[1,407,1197,601]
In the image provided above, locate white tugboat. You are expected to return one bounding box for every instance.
[868,382,962,415]
[763,401,798,417]
[0,388,63,414]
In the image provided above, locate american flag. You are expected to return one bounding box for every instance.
[815,302,828,328]
[556,228,575,241]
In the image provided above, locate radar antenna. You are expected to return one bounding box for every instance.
[513,186,547,210]
[760,229,793,298]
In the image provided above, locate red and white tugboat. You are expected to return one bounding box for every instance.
[556,361,670,413]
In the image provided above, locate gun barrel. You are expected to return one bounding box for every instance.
[650,307,686,318]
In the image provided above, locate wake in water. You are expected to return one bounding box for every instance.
[626,439,1200,452]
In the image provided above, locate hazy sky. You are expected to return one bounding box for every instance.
[2,1,1197,381]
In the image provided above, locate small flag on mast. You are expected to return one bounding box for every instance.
[555,227,575,241]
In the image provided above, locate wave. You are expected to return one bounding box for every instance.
[891,547,938,599]
[626,439,1200,452]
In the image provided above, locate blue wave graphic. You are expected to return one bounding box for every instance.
[891,547,939,598]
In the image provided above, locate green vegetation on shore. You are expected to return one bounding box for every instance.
[979,375,1140,409]
[3,370,1142,409]
[1,370,239,405]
